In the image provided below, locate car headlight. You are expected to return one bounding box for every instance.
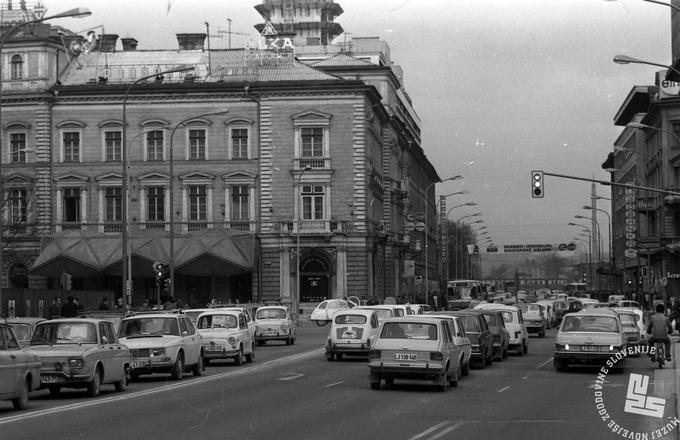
[227,336,237,346]
[555,344,569,351]
[369,349,381,359]
[281,324,289,332]
[150,348,165,357]
[68,357,84,369]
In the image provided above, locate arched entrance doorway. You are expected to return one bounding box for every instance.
[300,253,331,302]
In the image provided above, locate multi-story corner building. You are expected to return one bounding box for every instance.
[0,1,440,313]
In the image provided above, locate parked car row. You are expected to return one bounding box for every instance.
[0,304,296,411]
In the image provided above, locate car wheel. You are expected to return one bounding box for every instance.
[384,377,394,386]
[335,352,344,361]
[48,385,61,396]
[462,360,469,376]
[370,378,381,390]
[290,336,296,345]
[245,344,255,363]
[285,337,291,346]
[326,351,334,362]
[450,364,461,387]
[523,341,528,355]
[257,340,265,346]
[487,347,494,365]
[502,345,509,360]
[554,359,567,372]
[114,366,128,392]
[12,379,29,410]
[130,372,140,382]
[87,366,102,397]
[171,353,184,380]
[234,347,243,366]
[315,320,329,326]
[540,329,546,338]
[192,353,204,377]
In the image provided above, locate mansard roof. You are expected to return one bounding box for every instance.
[58,49,341,86]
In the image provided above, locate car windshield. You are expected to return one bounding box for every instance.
[561,315,620,333]
[256,308,287,320]
[380,322,438,340]
[364,309,392,321]
[119,317,180,337]
[10,323,31,340]
[197,314,238,329]
[335,314,367,325]
[460,315,481,332]
[31,322,96,345]
[555,301,568,310]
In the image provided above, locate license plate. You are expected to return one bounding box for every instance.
[203,345,223,352]
[395,353,417,361]
[40,375,59,384]
[131,361,149,369]
[262,331,276,336]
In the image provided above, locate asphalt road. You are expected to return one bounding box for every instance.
[1,322,678,440]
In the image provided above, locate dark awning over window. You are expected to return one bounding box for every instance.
[30,229,255,279]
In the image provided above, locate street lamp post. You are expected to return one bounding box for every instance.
[459,218,483,280]
[445,206,478,280]
[121,64,194,308]
[0,7,91,315]
[423,175,462,306]
[294,166,312,325]
[569,222,592,291]
[168,109,229,302]
[575,214,602,290]
[583,205,613,293]
[437,190,469,295]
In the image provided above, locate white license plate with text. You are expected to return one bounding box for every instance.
[395,353,417,361]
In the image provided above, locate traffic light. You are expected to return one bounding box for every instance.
[153,261,164,283]
[531,171,544,198]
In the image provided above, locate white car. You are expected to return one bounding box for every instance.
[118,313,204,381]
[197,310,255,365]
[254,305,296,346]
[310,299,350,326]
[474,303,528,355]
[428,314,472,376]
[325,309,380,361]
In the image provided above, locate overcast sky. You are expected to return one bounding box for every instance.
[47,0,672,252]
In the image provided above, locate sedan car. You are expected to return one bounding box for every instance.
[368,316,464,391]
[553,310,627,371]
[310,299,350,326]
[450,310,494,368]
[254,305,295,346]
[119,312,203,380]
[6,317,45,347]
[427,314,472,376]
[197,310,254,365]
[519,303,546,338]
[0,324,40,410]
[30,318,131,397]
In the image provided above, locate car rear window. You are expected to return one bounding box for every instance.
[561,315,620,333]
[482,314,497,326]
[499,311,513,323]
[197,314,238,329]
[10,323,31,340]
[335,314,367,325]
[256,308,287,320]
[32,322,97,344]
[119,317,180,337]
[460,315,481,332]
[380,322,438,340]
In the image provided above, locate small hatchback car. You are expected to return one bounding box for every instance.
[254,305,295,346]
[118,312,203,381]
[368,316,464,391]
[310,299,350,326]
[325,309,379,361]
[450,310,494,368]
[30,318,131,397]
[197,310,255,365]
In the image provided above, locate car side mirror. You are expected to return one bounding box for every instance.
[182,331,189,336]
[101,336,108,345]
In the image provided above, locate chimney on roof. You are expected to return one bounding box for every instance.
[176,33,206,51]
[95,34,119,52]
[121,38,138,51]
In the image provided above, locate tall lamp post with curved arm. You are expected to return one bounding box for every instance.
[0,7,91,315]
[583,205,613,292]
[167,109,229,301]
[569,222,592,291]
[121,64,195,307]
[423,175,462,306]
[445,206,478,281]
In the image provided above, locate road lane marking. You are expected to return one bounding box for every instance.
[408,421,452,440]
[0,348,324,426]
[324,381,343,388]
[429,422,465,440]
[278,373,304,381]
[497,385,510,393]
[521,357,554,380]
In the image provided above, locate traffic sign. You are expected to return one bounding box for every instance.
[415,222,425,232]
[404,222,415,232]
[625,249,638,258]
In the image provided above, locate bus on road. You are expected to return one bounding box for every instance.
[445,279,483,310]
